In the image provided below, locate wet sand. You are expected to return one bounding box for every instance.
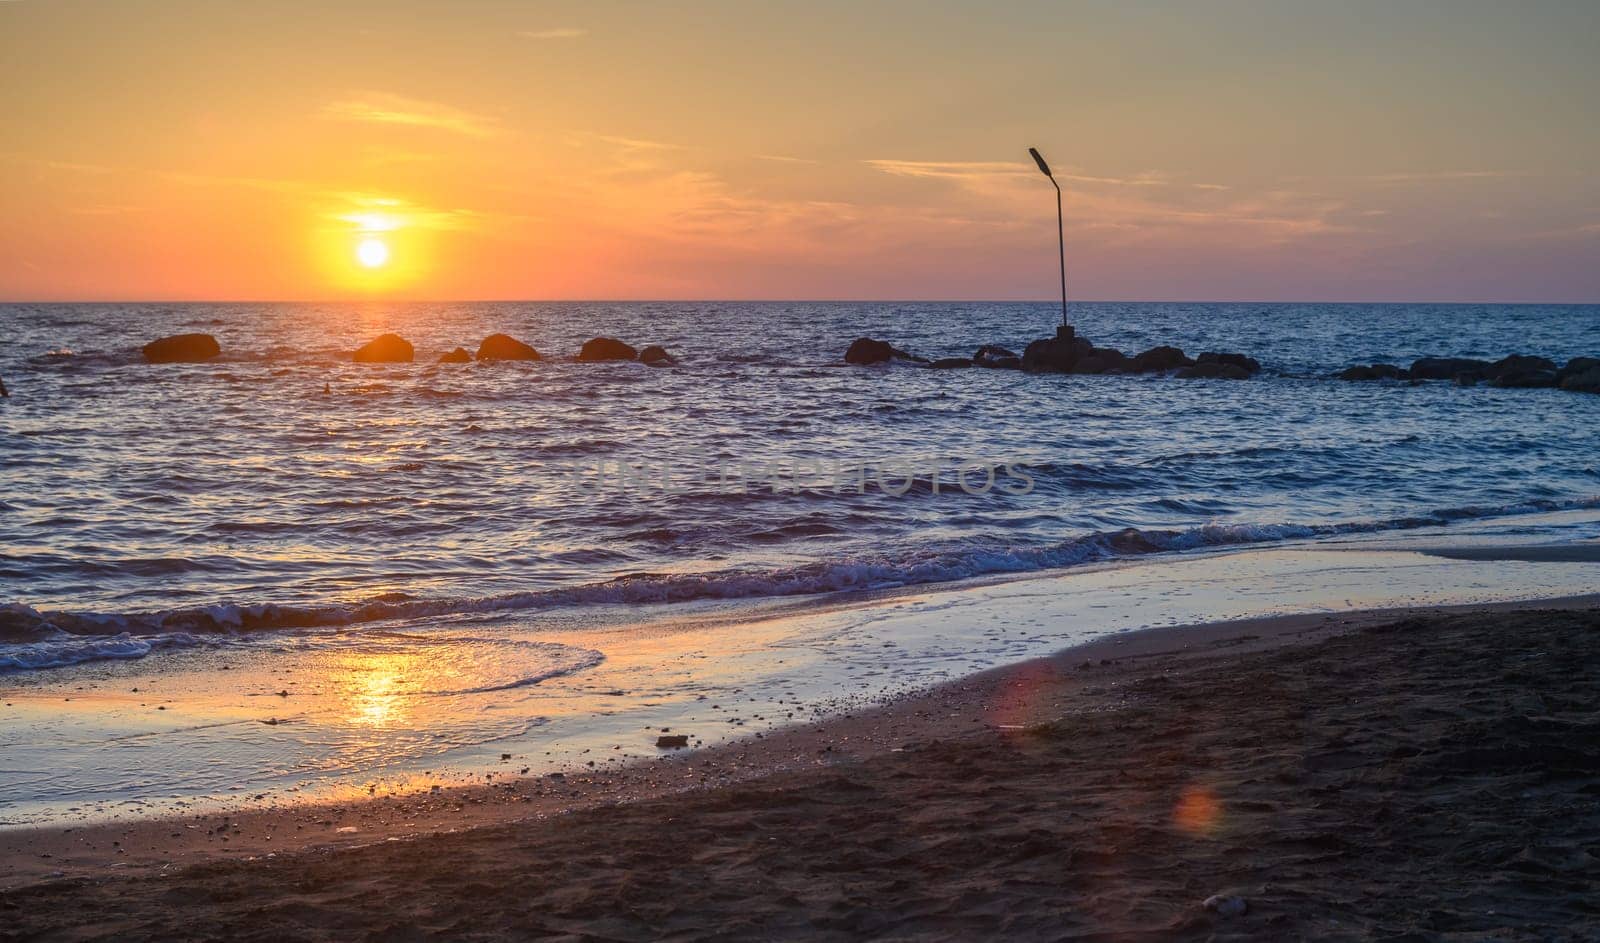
[3,596,1599,940]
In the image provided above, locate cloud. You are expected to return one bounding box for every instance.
[1358,170,1523,184]
[755,154,818,164]
[323,93,500,138]
[597,135,686,152]
[522,27,586,40]
[325,193,513,233]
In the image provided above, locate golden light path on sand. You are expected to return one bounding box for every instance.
[2,509,1598,827]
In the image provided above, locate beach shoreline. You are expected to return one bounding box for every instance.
[5,591,1598,938]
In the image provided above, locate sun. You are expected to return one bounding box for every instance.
[356,238,390,268]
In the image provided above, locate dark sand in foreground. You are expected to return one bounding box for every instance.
[3,600,1599,940]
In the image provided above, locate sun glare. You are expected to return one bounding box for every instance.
[356,238,390,268]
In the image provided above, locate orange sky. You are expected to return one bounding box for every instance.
[2,0,1597,302]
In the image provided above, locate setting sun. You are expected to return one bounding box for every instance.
[356,238,390,269]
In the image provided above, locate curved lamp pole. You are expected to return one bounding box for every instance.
[1028,147,1068,330]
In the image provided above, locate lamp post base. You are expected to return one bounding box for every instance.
[1055,324,1075,342]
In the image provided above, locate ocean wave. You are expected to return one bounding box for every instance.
[5,494,1596,655]
[0,627,213,671]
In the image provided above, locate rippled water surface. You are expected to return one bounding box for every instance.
[2,301,1599,669]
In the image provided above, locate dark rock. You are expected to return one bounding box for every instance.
[1558,367,1600,394]
[972,345,1021,369]
[656,735,689,749]
[1490,369,1559,389]
[1337,364,1407,381]
[1555,357,1600,385]
[639,345,676,366]
[1021,334,1093,372]
[1131,345,1193,373]
[142,333,221,364]
[930,357,974,369]
[1489,354,1558,379]
[1197,351,1261,374]
[0,375,7,397]
[1409,357,1491,380]
[437,347,472,364]
[476,334,541,361]
[1071,348,1131,374]
[353,333,413,363]
[845,337,921,365]
[1176,362,1251,380]
[578,337,638,362]
[1454,371,1483,387]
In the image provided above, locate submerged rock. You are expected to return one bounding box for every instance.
[845,337,921,365]
[476,333,541,361]
[353,333,414,363]
[578,337,638,362]
[1337,363,1407,381]
[972,345,1021,369]
[437,347,472,364]
[1489,354,1558,378]
[1176,361,1251,380]
[0,375,7,397]
[929,357,974,369]
[1130,345,1194,373]
[142,333,221,364]
[639,345,676,366]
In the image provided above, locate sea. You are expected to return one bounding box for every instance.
[3,300,1599,670]
[2,301,1599,820]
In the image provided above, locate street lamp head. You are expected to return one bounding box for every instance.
[1028,147,1053,178]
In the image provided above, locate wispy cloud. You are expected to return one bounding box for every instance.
[522,27,586,40]
[323,93,499,138]
[755,154,818,164]
[598,135,685,152]
[866,159,1170,187]
[1358,170,1524,184]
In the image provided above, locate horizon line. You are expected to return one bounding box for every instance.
[2,297,1597,307]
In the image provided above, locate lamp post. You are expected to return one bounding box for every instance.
[1028,147,1068,332]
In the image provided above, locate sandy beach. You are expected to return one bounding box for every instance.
[4,596,1597,940]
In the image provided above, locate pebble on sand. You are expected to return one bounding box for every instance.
[1203,895,1248,918]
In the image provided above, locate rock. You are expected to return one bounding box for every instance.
[1176,362,1251,380]
[1489,354,1558,378]
[141,333,221,364]
[476,334,541,361]
[1490,369,1559,389]
[437,347,472,364]
[1071,347,1131,374]
[1203,895,1248,918]
[972,345,1021,369]
[0,375,7,397]
[1197,351,1261,374]
[845,337,921,365]
[656,734,689,749]
[1555,357,1600,385]
[639,345,676,366]
[1409,356,1491,380]
[353,333,414,363]
[1130,345,1194,373]
[929,357,974,369]
[1454,371,1483,387]
[1558,367,1600,394]
[1021,334,1093,372]
[578,337,638,362]
[1337,364,1407,381]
